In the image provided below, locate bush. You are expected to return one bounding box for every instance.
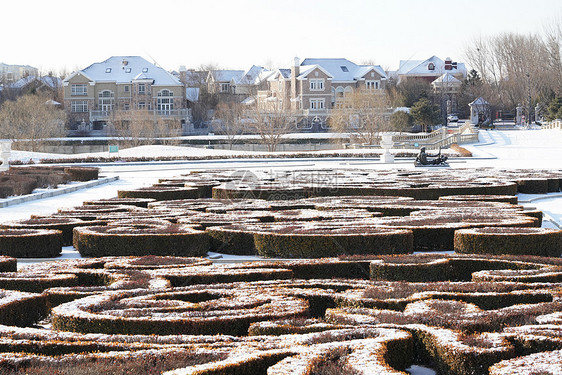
[118,186,199,201]
[73,225,209,257]
[0,228,62,258]
[454,227,562,257]
[252,224,413,258]
[63,167,99,181]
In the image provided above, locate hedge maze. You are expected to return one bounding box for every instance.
[0,254,557,374]
[0,168,560,373]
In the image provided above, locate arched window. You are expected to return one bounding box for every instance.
[98,90,114,111]
[428,63,435,71]
[344,87,353,97]
[157,89,174,113]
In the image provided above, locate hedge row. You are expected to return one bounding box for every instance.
[51,287,309,336]
[454,227,562,257]
[0,228,62,258]
[73,224,209,257]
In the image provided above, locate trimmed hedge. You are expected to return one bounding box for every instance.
[118,186,200,201]
[0,228,62,258]
[0,217,90,246]
[489,349,562,375]
[73,225,209,257]
[51,288,309,336]
[454,227,562,257]
[63,167,99,181]
[253,224,413,258]
[83,197,157,208]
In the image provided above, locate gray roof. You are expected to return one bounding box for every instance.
[300,58,387,82]
[210,70,244,83]
[71,56,181,86]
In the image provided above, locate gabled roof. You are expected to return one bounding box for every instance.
[210,70,244,83]
[300,58,387,82]
[469,97,489,106]
[432,73,462,85]
[40,76,62,89]
[69,56,181,86]
[186,87,199,102]
[235,65,273,85]
[398,56,467,77]
[268,69,291,81]
[7,75,36,89]
[297,64,333,80]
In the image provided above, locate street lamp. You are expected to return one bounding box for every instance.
[526,73,532,126]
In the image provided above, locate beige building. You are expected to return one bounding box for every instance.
[258,58,387,130]
[63,56,190,133]
[0,63,38,83]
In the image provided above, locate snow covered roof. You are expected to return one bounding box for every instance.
[67,56,181,86]
[268,69,292,81]
[186,87,200,102]
[210,70,244,83]
[297,64,333,80]
[469,97,489,106]
[8,75,36,89]
[235,66,274,85]
[432,73,462,85]
[40,76,62,89]
[300,58,387,82]
[398,56,467,77]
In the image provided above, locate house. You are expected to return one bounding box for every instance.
[207,70,244,95]
[63,56,190,133]
[258,57,387,130]
[0,63,38,83]
[395,56,466,84]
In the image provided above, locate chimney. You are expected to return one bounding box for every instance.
[444,57,452,71]
[291,57,300,108]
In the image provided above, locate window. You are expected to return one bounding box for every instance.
[105,68,112,73]
[428,63,435,71]
[366,80,380,90]
[142,68,148,73]
[124,103,130,110]
[220,83,230,93]
[138,84,145,94]
[124,85,130,92]
[157,89,174,113]
[310,99,325,110]
[340,66,349,72]
[310,79,324,91]
[71,84,88,96]
[71,100,88,112]
[138,102,146,109]
[98,90,114,111]
[125,68,131,73]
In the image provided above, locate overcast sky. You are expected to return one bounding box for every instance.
[2,0,561,74]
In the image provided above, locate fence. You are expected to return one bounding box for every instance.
[542,120,562,130]
[352,122,479,150]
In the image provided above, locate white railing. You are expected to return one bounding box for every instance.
[542,119,562,130]
[90,109,192,121]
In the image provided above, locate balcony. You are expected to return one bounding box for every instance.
[90,109,192,122]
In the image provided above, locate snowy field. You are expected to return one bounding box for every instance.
[1,128,561,267]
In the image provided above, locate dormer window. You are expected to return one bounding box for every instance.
[125,68,131,73]
[142,68,148,73]
[105,68,112,73]
[341,66,349,72]
[428,63,435,71]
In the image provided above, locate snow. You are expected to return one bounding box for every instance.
[1,128,562,264]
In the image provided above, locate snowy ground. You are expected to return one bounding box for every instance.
[2,128,562,266]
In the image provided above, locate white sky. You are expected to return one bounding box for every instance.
[1,0,561,75]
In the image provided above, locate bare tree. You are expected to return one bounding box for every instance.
[0,94,66,151]
[464,33,554,112]
[110,109,155,148]
[329,89,391,145]
[213,102,245,149]
[245,105,296,152]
